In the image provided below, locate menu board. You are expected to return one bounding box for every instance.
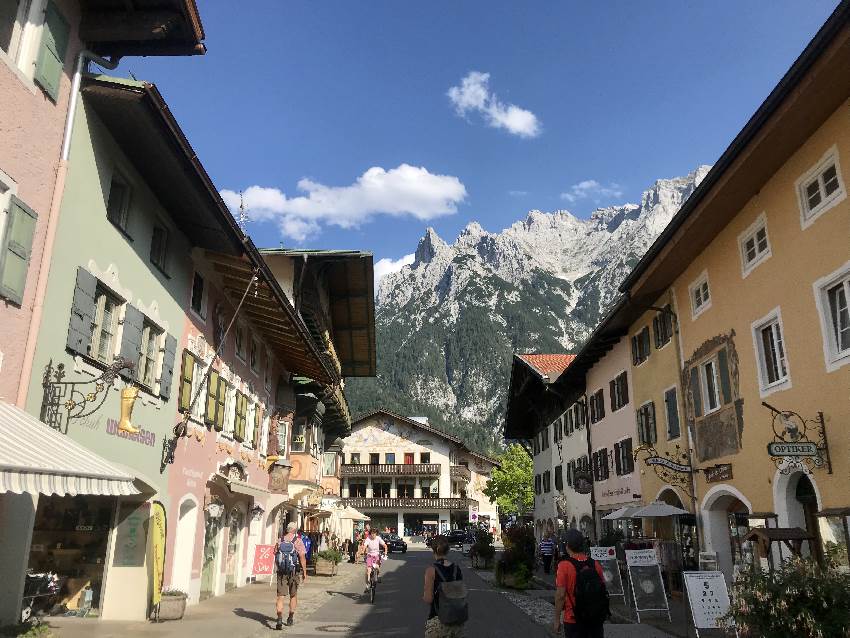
[626,549,669,615]
[591,546,624,597]
[684,571,733,630]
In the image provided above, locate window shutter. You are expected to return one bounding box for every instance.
[642,328,651,356]
[0,196,38,305]
[620,372,629,406]
[609,380,616,410]
[614,442,622,475]
[648,401,657,443]
[652,316,660,348]
[689,367,702,417]
[215,380,227,431]
[631,336,638,365]
[205,370,219,425]
[598,391,605,419]
[602,448,609,479]
[253,405,262,449]
[234,392,245,441]
[158,333,177,400]
[178,351,195,412]
[66,267,97,356]
[34,1,70,102]
[118,305,144,380]
[717,347,732,405]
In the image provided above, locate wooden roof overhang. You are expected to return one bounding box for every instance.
[293,377,351,438]
[81,76,335,385]
[79,0,205,56]
[620,2,850,307]
[503,354,575,441]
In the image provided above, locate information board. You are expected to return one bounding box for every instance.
[683,571,733,633]
[626,549,670,622]
[590,546,624,597]
[253,544,277,575]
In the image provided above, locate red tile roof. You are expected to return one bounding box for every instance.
[516,354,576,381]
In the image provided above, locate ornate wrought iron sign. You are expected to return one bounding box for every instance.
[763,401,832,475]
[634,443,694,498]
[573,471,593,495]
[40,358,133,434]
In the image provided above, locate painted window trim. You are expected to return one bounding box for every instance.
[663,385,682,441]
[813,259,850,372]
[689,270,712,320]
[738,212,772,278]
[796,144,846,230]
[699,356,722,415]
[750,306,792,397]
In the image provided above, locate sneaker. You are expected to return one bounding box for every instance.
[275,619,283,631]
[286,615,294,627]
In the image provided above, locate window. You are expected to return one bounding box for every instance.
[636,402,657,445]
[349,480,367,497]
[264,350,273,389]
[0,194,37,306]
[421,478,438,497]
[204,372,227,431]
[178,351,196,413]
[815,264,850,371]
[350,453,360,465]
[738,214,771,276]
[233,392,248,441]
[223,385,237,436]
[322,452,337,476]
[542,470,551,493]
[385,453,396,465]
[631,326,651,365]
[250,337,260,372]
[752,308,790,394]
[553,416,562,442]
[689,271,711,319]
[290,421,306,453]
[664,387,681,440]
[190,272,206,319]
[653,306,674,348]
[369,453,380,465]
[0,0,27,57]
[592,449,609,482]
[106,175,131,233]
[91,286,121,364]
[396,479,414,498]
[137,321,163,388]
[609,372,629,412]
[614,438,634,476]
[688,348,732,418]
[534,474,541,495]
[235,323,247,361]
[150,223,169,274]
[373,481,391,498]
[420,452,430,464]
[797,147,845,228]
[404,452,414,465]
[589,389,605,423]
[701,359,721,413]
[554,466,563,491]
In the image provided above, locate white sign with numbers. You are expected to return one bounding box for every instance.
[683,571,733,630]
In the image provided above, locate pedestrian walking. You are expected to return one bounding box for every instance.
[539,532,556,574]
[423,536,468,638]
[553,529,609,638]
[274,522,307,630]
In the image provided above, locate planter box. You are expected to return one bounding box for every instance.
[157,594,187,621]
[314,558,338,576]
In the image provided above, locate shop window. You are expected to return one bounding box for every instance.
[653,305,674,348]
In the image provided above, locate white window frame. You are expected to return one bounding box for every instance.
[223,384,237,437]
[689,270,712,319]
[738,212,771,278]
[751,306,791,397]
[699,356,721,415]
[137,321,164,390]
[813,259,850,373]
[91,285,123,365]
[0,0,46,85]
[245,400,256,448]
[0,168,18,252]
[663,385,681,441]
[796,145,846,230]
[189,358,208,423]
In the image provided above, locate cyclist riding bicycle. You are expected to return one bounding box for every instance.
[358,528,388,592]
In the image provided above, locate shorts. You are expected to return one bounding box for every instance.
[366,554,381,568]
[276,572,301,597]
[424,616,466,638]
[562,622,604,638]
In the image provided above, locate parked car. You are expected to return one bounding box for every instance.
[381,533,408,553]
[447,530,466,551]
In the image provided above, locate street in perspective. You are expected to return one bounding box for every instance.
[1,1,850,638]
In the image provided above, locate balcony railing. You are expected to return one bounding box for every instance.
[450,465,471,482]
[340,463,441,477]
[340,497,479,510]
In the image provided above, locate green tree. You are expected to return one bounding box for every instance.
[483,444,533,516]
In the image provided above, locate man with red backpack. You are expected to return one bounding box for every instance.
[553,529,609,637]
[275,522,307,630]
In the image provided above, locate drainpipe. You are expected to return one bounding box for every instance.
[15,50,120,408]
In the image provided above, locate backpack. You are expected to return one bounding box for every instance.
[434,563,468,626]
[276,538,300,576]
[565,556,609,625]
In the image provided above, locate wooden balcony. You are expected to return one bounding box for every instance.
[340,497,479,510]
[340,463,441,477]
[450,465,471,482]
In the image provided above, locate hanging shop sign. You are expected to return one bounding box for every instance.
[634,443,694,498]
[625,549,670,623]
[591,547,624,598]
[573,471,593,495]
[703,464,733,483]
[762,401,832,475]
[683,571,735,636]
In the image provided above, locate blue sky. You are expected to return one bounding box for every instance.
[118,1,839,281]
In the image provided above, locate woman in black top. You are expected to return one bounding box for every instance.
[422,536,466,637]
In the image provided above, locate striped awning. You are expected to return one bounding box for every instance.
[0,401,140,497]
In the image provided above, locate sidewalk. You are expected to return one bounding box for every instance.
[45,562,360,638]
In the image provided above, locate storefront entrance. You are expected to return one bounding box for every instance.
[225,508,244,591]
[199,512,221,601]
[403,513,439,537]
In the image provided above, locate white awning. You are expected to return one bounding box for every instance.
[0,401,140,497]
[631,501,689,518]
[229,478,271,500]
[338,506,370,521]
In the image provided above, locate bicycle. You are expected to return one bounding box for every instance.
[368,554,387,604]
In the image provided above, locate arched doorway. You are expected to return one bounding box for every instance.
[702,486,752,579]
[225,507,245,591]
[776,471,823,563]
[170,497,199,595]
[199,510,223,601]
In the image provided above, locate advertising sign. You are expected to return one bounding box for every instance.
[150,502,167,607]
[253,544,277,576]
[766,441,818,457]
[683,571,733,632]
[703,464,733,483]
[591,546,624,597]
[625,549,670,623]
[113,502,148,567]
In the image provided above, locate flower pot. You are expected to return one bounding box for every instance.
[315,558,338,576]
[157,593,187,621]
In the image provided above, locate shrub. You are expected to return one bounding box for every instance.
[501,524,535,571]
[0,623,52,638]
[316,549,344,564]
[722,557,850,637]
[472,528,495,561]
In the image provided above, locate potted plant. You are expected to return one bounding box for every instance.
[156,589,188,621]
[315,549,343,576]
[470,529,496,569]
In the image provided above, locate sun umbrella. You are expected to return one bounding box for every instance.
[602,505,640,520]
[631,501,689,518]
[338,506,370,521]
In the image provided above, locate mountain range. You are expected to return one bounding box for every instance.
[346,166,711,453]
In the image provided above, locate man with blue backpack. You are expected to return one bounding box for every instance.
[275,522,307,630]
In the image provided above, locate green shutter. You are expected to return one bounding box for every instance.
[0,196,38,305]
[178,351,195,413]
[215,379,227,431]
[717,347,732,405]
[34,1,70,102]
[205,370,219,425]
[689,367,702,418]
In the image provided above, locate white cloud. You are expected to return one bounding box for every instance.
[447,71,541,139]
[220,164,467,242]
[560,179,623,204]
[374,253,415,286]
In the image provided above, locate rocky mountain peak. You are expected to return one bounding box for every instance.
[414,226,448,266]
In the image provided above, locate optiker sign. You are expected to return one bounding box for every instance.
[766,441,818,457]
